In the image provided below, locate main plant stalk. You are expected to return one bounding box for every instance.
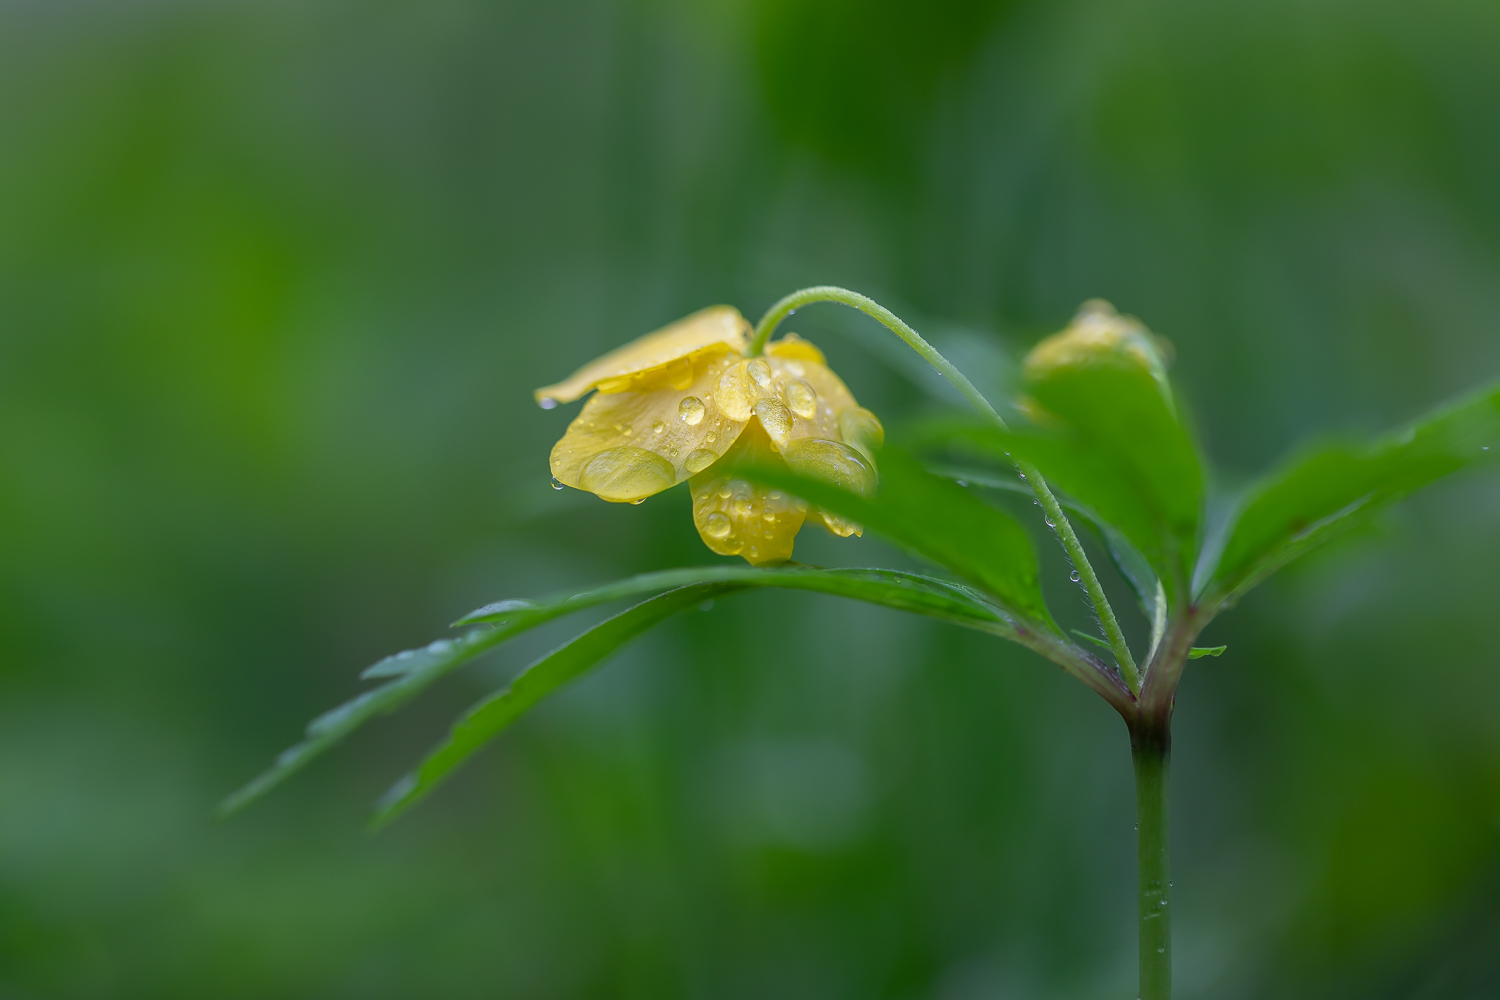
[1131,721,1172,1000]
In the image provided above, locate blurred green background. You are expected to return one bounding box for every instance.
[3,0,1499,996]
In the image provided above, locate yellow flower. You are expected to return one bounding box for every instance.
[536,306,884,564]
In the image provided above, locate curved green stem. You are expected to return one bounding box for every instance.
[753,286,1140,690]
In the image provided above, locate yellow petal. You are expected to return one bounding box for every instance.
[550,351,749,502]
[535,306,750,406]
[689,424,807,565]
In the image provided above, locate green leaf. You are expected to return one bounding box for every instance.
[372,584,742,824]
[1188,645,1226,659]
[218,565,1017,817]
[1016,319,1205,603]
[1209,380,1500,602]
[932,463,1162,623]
[746,449,1054,629]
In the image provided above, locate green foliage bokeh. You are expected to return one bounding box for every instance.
[1,0,1498,997]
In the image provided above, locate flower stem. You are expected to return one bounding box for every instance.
[752,286,1140,687]
[1132,723,1172,1000]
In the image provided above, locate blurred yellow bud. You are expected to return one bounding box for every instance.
[1021,299,1176,415]
[537,308,883,563]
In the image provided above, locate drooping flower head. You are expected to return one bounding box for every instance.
[536,306,883,564]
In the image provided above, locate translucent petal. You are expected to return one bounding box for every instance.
[783,437,877,540]
[550,351,749,501]
[689,424,808,565]
[534,306,750,406]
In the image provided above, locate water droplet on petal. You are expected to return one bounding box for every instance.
[783,438,876,496]
[651,420,665,435]
[717,486,732,499]
[784,378,818,418]
[678,396,706,425]
[705,430,717,443]
[747,358,771,387]
[754,398,792,445]
[550,476,565,490]
[732,494,754,516]
[685,448,718,473]
[631,498,645,505]
[577,446,674,502]
[538,397,558,410]
[716,364,757,420]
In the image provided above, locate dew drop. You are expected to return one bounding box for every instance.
[651,420,665,435]
[732,494,754,516]
[762,511,776,522]
[1070,569,1081,582]
[716,364,757,420]
[1018,472,1027,480]
[538,396,558,410]
[577,446,674,502]
[550,476,565,490]
[1157,946,1165,954]
[956,479,968,487]
[784,378,818,418]
[685,448,718,473]
[747,358,771,387]
[703,512,731,538]
[705,431,717,443]
[631,498,645,505]
[717,486,732,499]
[755,398,793,444]
[678,396,706,425]
[1045,516,1055,528]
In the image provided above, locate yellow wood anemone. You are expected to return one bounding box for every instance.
[535,306,884,564]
